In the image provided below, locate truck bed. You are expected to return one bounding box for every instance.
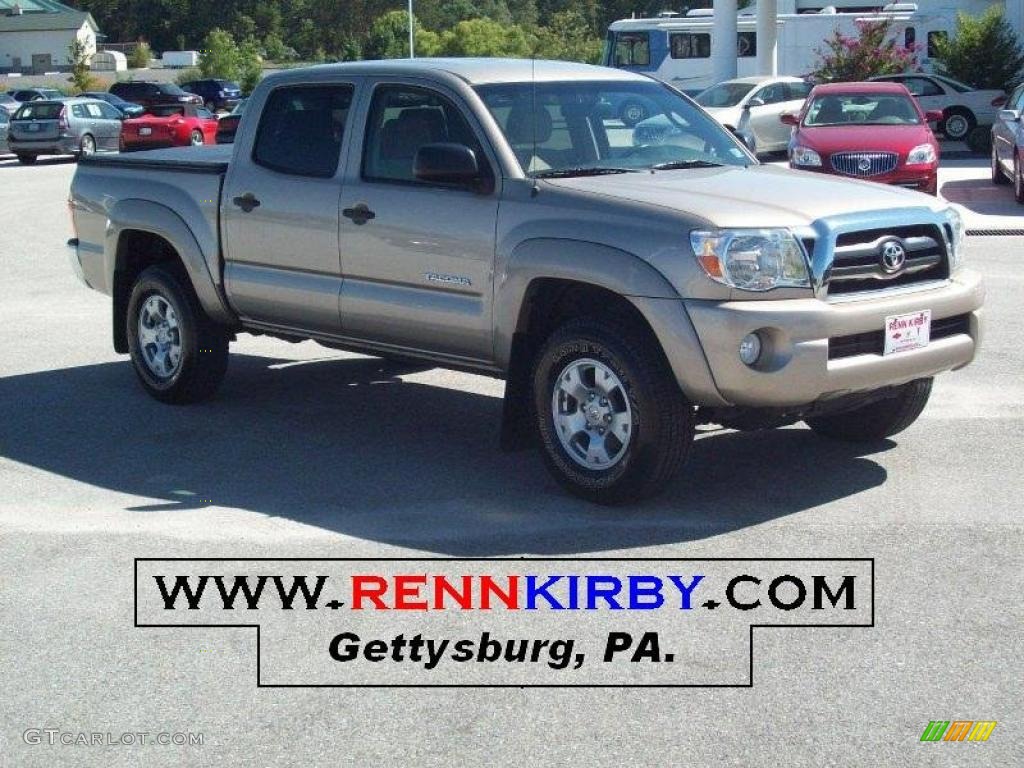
[80,145,232,173]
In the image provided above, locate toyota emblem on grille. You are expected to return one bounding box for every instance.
[879,239,906,273]
[858,157,872,172]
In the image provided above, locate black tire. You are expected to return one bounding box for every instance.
[126,263,229,404]
[190,129,204,146]
[16,154,37,165]
[806,378,933,442]
[79,133,96,159]
[940,108,975,142]
[532,315,695,504]
[992,143,1010,185]
[619,100,648,127]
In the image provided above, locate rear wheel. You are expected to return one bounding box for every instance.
[16,154,37,165]
[992,143,1009,185]
[806,379,933,442]
[190,129,204,146]
[126,263,229,404]
[532,315,695,504]
[79,133,96,158]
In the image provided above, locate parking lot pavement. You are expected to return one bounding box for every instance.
[939,158,1024,230]
[1,158,1021,767]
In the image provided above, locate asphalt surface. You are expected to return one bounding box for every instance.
[1,156,1021,767]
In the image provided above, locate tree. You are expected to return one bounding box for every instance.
[933,7,1024,91]
[127,41,151,69]
[67,38,96,93]
[237,37,264,94]
[199,28,241,79]
[813,18,917,82]
[439,18,533,57]
[364,10,440,59]
[533,9,602,63]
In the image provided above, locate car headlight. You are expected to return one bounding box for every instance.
[690,229,811,291]
[947,207,966,270]
[791,146,822,167]
[906,143,937,165]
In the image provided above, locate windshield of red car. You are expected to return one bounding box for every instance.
[804,93,921,127]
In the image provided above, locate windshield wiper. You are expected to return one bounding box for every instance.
[532,167,640,179]
[650,160,727,171]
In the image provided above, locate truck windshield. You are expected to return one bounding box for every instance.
[475,80,751,178]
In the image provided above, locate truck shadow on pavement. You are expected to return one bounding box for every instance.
[0,353,891,555]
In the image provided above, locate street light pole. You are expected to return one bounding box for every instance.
[408,0,415,58]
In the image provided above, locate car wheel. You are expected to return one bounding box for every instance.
[1015,154,1024,204]
[806,379,932,442]
[126,263,230,404]
[941,108,975,142]
[190,129,204,146]
[619,100,648,127]
[16,154,37,165]
[532,315,695,504]
[79,133,96,158]
[992,143,1010,185]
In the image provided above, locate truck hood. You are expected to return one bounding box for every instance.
[542,164,945,228]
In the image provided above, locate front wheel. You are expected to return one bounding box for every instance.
[805,378,933,442]
[16,154,37,165]
[532,316,695,504]
[126,263,229,404]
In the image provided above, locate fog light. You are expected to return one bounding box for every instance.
[739,333,762,366]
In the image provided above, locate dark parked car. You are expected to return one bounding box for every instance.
[79,91,145,118]
[109,81,202,111]
[9,88,64,103]
[181,79,242,112]
[215,98,246,144]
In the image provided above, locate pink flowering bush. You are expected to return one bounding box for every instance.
[813,19,918,82]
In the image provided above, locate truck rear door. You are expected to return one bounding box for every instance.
[221,82,356,333]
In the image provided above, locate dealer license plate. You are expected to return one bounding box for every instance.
[28,123,39,132]
[884,310,931,355]
[139,127,152,136]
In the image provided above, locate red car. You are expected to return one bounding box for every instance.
[120,104,219,151]
[782,82,943,195]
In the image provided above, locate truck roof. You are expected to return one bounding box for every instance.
[296,58,650,86]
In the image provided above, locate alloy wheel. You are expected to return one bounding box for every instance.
[137,294,182,379]
[551,358,632,470]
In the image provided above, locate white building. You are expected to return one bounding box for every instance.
[0,0,98,74]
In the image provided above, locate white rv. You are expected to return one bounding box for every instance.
[604,1,1008,93]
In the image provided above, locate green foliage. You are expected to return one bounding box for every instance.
[813,18,917,82]
[127,41,151,69]
[237,38,264,94]
[533,9,602,62]
[439,18,533,57]
[932,7,1024,91]
[198,29,240,80]
[67,38,94,93]
[173,66,202,86]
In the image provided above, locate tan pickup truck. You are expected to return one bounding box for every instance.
[68,59,984,503]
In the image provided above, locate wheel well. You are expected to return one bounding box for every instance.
[112,230,181,353]
[500,278,669,451]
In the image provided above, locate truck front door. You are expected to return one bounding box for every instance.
[221,82,355,334]
[337,81,499,363]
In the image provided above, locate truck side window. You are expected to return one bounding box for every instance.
[252,84,353,178]
[362,85,485,184]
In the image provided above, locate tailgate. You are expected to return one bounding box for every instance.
[11,117,60,141]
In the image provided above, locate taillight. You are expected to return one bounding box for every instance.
[58,106,68,131]
[992,95,1007,107]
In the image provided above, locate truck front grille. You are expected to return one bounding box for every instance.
[828,313,970,360]
[826,224,949,297]
[830,151,898,177]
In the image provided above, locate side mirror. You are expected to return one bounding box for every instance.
[414,143,489,192]
[780,112,800,126]
[999,108,1021,122]
[746,97,765,109]
[924,109,944,122]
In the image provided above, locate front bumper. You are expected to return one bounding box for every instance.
[683,269,983,407]
[792,163,937,192]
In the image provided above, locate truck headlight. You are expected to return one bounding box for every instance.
[690,229,811,291]
[791,146,822,167]
[906,143,937,166]
[947,207,966,270]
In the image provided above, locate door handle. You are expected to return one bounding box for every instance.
[232,192,261,213]
[343,203,375,225]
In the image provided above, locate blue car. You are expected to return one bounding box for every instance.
[180,79,242,112]
[79,91,145,118]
